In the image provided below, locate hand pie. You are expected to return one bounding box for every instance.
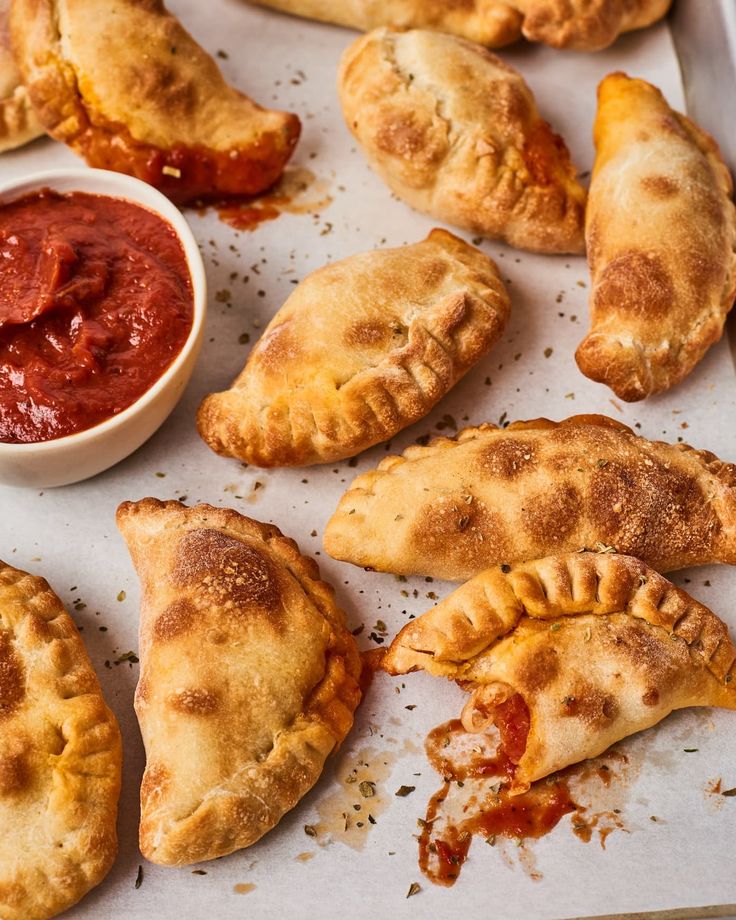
[197,229,511,467]
[10,0,300,202]
[384,552,736,793]
[338,28,586,254]
[249,0,524,47]
[324,414,736,580]
[0,562,121,920]
[576,73,736,401]
[517,0,672,51]
[0,4,43,152]
[117,499,361,866]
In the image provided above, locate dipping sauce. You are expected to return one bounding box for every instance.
[0,190,193,442]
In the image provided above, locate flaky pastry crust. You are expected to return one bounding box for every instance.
[249,0,524,46]
[197,229,511,467]
[117,499,361,866]
[10,0,300,201]
[517,0,672,50]
[338,28,586,254]
[324,414,736,580]
[384,552,736,791]
[0,563,121,920]
[576,73,736,401]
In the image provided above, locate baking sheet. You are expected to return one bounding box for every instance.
[3,3,736,918]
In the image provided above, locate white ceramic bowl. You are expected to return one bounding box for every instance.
[0,168,206,488]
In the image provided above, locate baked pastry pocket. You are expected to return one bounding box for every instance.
[198,229,510,466]
[117,499,361,866]
[384,552,736,792]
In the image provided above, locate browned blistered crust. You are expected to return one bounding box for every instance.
[197,229,511,467]
[384,552,736,791]
[116,499,361,867]
[337,28,586,254]
[249,0,670,51]
[10,0,299,199]
[516,0,672,50]
[324,414,736,580]
[0,563,121,920]
[576,72,736,401]
[249,0,524,46]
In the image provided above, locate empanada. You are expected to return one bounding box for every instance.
[10,0,300,202]
[0,3,43,152]
[197,229,511,467]
[0,562,121,920]
[384,552,736,793]
[517,0,672,51]
[248,0,524,47]
[338,28,586,254]
[576,73,736,401]
[117,499,361,866]
[324,414,736,580]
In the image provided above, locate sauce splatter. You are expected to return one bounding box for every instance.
[203,167,332,231]
[419,719,628,886]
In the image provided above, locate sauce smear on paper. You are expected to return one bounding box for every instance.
[419,718,627,886]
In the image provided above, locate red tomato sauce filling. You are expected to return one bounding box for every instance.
[0,190,193,443]
[492,692,531,764]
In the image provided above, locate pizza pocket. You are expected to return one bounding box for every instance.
[338,28,586,254]
[576,73,736,401]
[117,499,361,866]
[324,414,736,580]
[0,562,121,920]
[10,0,300,202]
[384,552,736,792]
[0,4,43,152]
[517,0,672,50]
[197,229,510,467]
[249,0,524,47]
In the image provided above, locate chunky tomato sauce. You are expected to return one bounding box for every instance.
[0,190,193,443]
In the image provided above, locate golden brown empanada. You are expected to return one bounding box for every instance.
[249,0,524,47]
[338,28,586,254]
[117,499,361,866]
[10,0,300,202]
[0,3,43,152]
[197,229,511,467]
[384,552,736,793]
[324,414,736,580]
[576,73,736,401]
[0,562,121,920]
[517,0,672,51]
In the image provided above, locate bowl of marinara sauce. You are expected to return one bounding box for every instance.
[0,168,206,487]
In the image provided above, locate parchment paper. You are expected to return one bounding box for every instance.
[2,4,736,918]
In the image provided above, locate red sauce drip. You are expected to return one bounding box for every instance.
[0,190,193,443]
[215,201,282,232]
[492,693,531,764]
[419,776,576,886]
[419,718,627,886]
[359,648,386,695]
[65,99,299,204]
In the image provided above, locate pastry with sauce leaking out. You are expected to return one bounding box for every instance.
[383,552,736,794]
[9,0,300,202]
[324,414,736,580]
[0,561,122,920]
[197,229,510,467]
[338,28,586,254]
[116,499,361,866]
[576,73,736,401]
